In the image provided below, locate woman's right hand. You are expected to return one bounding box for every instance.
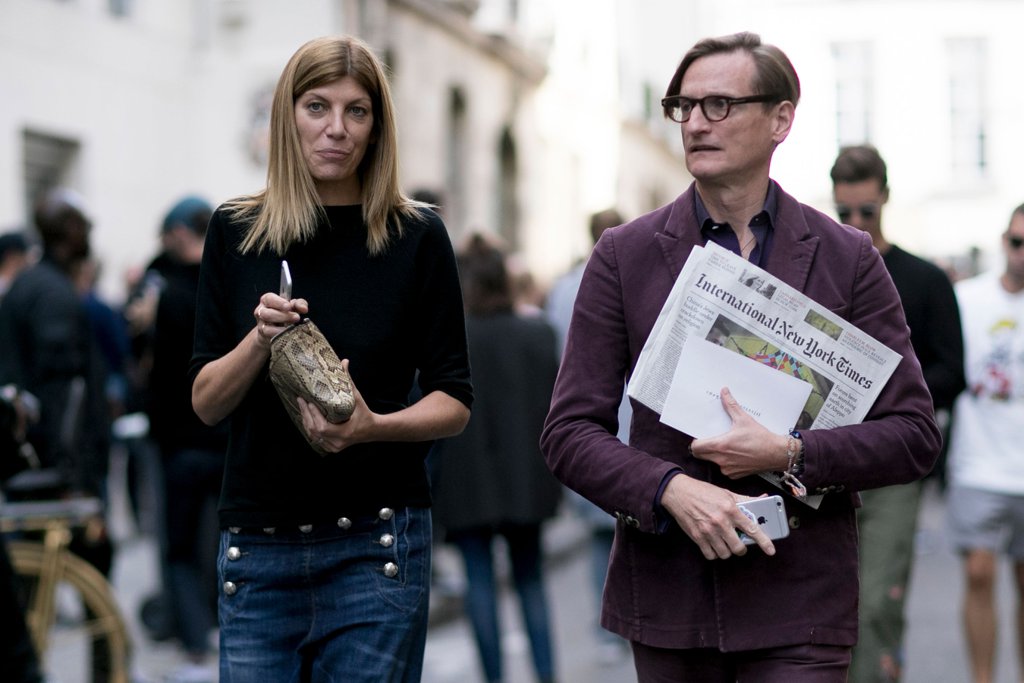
[252,294,308,349]
[193,292,309,425]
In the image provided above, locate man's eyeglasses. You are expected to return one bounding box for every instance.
[661,94,778,123]
[835,204,880,223]
[1006,235,1024,250]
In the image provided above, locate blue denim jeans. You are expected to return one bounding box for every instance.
[450,523,556,683]
[218,506,431,683]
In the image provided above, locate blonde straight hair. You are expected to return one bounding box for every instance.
[228,35,421,256]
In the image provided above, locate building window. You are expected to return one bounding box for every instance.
[947,37,987,180]
[109,0,131,18]
[22,130,81,223]
[446,87,468,234]
[832,41,873,147]
[497,127,518,248]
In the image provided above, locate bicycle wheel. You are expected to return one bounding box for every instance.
[9,540,131,683]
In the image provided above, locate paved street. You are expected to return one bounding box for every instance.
[36,471,1024,682]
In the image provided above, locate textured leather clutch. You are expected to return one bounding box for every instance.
[268,318,355,454]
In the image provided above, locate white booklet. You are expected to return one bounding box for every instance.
[661,335,813,439]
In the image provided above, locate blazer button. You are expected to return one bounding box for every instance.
[378,507,394,521]
[223,581,238,596]
[788,515,801,530]
[337,517,352,530]
[226,546,241,561]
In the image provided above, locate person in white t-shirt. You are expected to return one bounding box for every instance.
[947,201,1024,683]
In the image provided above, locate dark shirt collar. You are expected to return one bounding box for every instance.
[695,181,779,266]
[695,181,778,232]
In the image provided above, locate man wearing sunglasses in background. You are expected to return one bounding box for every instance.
[831,145,966,683]
[541,32,940,681]
[945,203,1024,683]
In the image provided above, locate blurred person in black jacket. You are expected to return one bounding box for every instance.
[434,233,562,683]
[0,188,115,682]
[0,189,111,503]
[831,145,966,682]
[146,196,228,674]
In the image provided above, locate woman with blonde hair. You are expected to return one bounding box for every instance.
[190,35,473,681]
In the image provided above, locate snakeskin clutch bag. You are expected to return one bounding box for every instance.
[268,318,355,455]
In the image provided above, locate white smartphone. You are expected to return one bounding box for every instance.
[280,260,292,299]
[736,495,790,545]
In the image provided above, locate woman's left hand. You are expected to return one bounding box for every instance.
[689,387,788,478]
[297,359,376,453]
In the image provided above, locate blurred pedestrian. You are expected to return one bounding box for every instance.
[0,189,112,506]
[0,187,115,682]
[831,144,966,683]
[435,233,562,683]
[189,35,472,682]
[541,32,940,681]
[544,208,631,662]
[946,202,1024,683]
[146,195,227,680]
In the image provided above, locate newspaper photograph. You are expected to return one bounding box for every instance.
[627,241,903,506]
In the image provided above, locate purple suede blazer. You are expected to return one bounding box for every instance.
[540,182,940,651]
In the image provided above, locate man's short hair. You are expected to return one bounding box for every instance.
[663,32,801,115]
[1011,202,1024,225]
[33,188,91,247]
[589,208,623,245]
[830,144,889,191]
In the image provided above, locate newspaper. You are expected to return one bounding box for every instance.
[627,241,902,507]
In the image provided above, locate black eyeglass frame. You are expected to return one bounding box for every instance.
[661,94,780,123]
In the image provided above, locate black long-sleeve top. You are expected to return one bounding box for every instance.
[883,245,966,410]
[189,205,472,529]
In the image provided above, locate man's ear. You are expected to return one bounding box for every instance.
[770,101,795,145]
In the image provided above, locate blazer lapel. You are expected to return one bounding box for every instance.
[654,187,703,281]
[763,186,819,292]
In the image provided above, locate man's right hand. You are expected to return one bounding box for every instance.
[660,472,776,560]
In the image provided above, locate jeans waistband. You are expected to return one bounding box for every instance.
[226,506,399,539]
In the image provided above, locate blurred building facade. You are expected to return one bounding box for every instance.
[1,0,1020,298]
[0,0,689,298]
[698,0,1024,277]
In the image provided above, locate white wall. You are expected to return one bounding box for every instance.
[692,0,1024,268]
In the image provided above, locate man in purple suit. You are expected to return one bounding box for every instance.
[540,32,940,682]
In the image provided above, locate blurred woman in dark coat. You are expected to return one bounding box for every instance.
[434,234,562,683]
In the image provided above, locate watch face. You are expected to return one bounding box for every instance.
[245,85,274,167]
